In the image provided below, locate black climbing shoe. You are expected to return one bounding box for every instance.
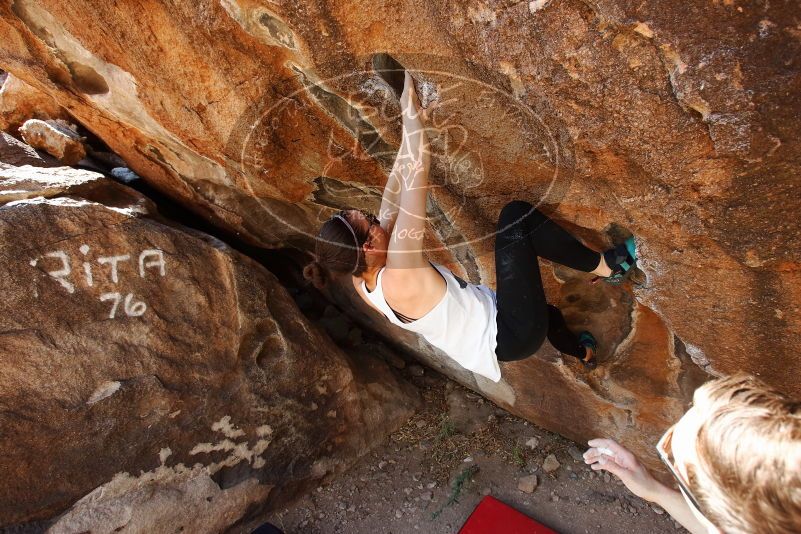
[372,53,406,100]
[578,331,598,370]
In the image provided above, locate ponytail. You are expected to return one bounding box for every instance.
[303,260,329,290]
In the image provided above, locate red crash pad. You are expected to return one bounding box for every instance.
[459,496,559,534]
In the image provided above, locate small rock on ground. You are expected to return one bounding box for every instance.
[517,474,539,493]
[543,454,561,473]
[567,445,585,462]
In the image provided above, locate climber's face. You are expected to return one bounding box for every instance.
[344,209,389,269]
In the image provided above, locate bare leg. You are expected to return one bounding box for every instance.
[592,255,613,278]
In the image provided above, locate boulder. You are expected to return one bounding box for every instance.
[0,132,100,203]
[1,130,59,167]
[19,118,86,165]
[0,0,799,486]
[0,162,418,528]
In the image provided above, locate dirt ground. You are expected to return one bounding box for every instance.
[268,368,687,534]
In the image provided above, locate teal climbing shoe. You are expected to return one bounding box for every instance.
[594,236,646,287]
[578,331,597,370]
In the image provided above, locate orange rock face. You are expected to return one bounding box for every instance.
[0,73,68,135]
[0,0,799,500]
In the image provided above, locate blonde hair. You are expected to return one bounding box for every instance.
[689,374,801,534]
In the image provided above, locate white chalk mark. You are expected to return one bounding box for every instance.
[100,292,146,318]
[87,380,121,405]
[123,293,147,316]
[100,292,122,319]
[97,254,131,283]
[82,262,93,286]
[212,415,246,439]
[43,251,74,293]
[189,417,273,470]
[139,249,166,278]
[159,447,172,465]
[29,247,160,318]
[79,244,93,286]
[529,0,551,13]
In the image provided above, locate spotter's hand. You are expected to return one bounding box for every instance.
[583,438,662,502]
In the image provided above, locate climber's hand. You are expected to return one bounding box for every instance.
[400,71,420,119]
[419,95,441,126]
[583,438,663,502]
[400,72,440,132]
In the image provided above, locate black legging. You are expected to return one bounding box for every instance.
[494,201,601,362]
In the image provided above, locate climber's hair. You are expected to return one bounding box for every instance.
[302,212,369,289]
[687,373,801,534]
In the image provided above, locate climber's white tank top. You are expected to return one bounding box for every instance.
[361,261,501,382]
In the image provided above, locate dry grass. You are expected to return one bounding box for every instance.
[389,378,527,484]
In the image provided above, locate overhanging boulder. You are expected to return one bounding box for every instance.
[0,0,799,507]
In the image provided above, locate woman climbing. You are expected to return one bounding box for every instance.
[303,58,639,382]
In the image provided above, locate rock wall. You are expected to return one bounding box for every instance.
[0,133,418,529]
[0,0,799,500]
[0,73,68,135]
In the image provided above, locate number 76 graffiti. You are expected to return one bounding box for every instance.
[99,292,147,319]
[30,246,166,319]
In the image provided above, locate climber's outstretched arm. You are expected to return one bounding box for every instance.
[386,71,431,271]
[377,125,410,236]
